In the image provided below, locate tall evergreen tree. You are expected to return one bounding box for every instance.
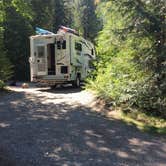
[72,0,100,41]
[31,0,54,31]
[72,0,84,35]
[52,0,66,32]
[81,0,100,40]
[31,0,73,32]
[0,0,12,81]
[4,0,33,81]
[63,0,75,28]
[91,0,166,117]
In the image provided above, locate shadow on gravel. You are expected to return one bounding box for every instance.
[38,86,83,94]
[0,91,166,166]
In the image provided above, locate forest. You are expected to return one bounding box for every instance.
[0,0,166,118]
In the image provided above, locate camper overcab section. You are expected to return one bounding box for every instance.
[29,27,95,87]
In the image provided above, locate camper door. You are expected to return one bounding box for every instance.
[36,45,47,75]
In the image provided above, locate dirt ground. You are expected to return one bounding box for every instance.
[0,85,166,166]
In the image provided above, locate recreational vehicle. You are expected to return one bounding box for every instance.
[29,26,95,87]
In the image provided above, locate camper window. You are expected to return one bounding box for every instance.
[37,46,45,57]
[57,41,61,49]
[61,66,68,74]
[75,42,82,51]
[62,40,66,49]
[57,40,66,49]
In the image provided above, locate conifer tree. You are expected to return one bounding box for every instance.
[3,0,33,81]
[72,0,100,41]
[81,0,100,40]
[0,0,12,81]
[31,0,54,31]
[93,0,166,116]
[52,0,66,32]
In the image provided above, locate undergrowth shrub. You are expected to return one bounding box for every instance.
[0,80,5,90]
[87,0,166,118]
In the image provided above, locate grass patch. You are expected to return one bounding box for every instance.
[120,109,166,135]
[88,92,166,135]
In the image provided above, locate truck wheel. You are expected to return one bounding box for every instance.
[51,84,57,89]
[73,76,80,88]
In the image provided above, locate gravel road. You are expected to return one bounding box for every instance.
[0,86,166,166]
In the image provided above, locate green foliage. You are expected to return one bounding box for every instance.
[72,0,101,41]
[81,0,100,40]
[88,0,166,118]
[31,0,54,30]
[0,53,13,81]
[11,0,33,20]
[72,0,84,35]
[4,0,33,81]
[0,80,5,89]
[53,0,73,32]
[0,0,13,81]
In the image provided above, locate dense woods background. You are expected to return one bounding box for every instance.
[0,0,99,81]
[0,0,165,118]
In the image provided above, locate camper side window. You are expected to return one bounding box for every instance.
[37,46,45,57]
[75,42,82,51]
[62,40,66,49]
[57,41,61,49]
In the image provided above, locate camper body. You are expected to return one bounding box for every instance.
[29,29,95,87]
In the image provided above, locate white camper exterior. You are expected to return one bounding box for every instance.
[29,28,95,87]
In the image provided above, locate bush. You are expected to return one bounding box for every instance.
[0,80,5,90]
[87,0,166,118]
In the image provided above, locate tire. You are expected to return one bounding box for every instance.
[73,76,80,88]
[51,84,58,89]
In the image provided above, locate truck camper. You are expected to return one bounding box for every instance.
[29,26,95,87]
